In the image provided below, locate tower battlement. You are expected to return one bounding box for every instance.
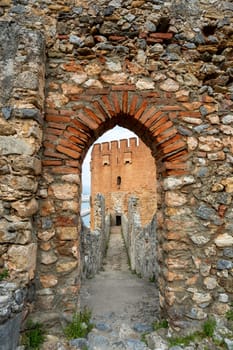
[92,137,144,156]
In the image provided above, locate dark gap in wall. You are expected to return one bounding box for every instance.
[203,72,219,83]
[156,17,170,33]
[201,52,214,62]
[202,24,216,36]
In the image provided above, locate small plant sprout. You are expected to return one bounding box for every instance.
[22,320,45,350]
[0,268,9,281]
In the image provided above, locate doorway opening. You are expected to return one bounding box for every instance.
[116,215,121,226]
[80,125,158,332]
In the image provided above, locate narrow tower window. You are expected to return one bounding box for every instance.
[117,176,121,189]
[102,154,110,165]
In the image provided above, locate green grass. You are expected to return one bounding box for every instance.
[202,317,216,337]
[140,332,149,346]
[153,319,168,331]
[169,332,198,347]
[226,309,233,321]
[168,317,217,347]
[22,320,45,350]
[0,268,9,281]
[64,307,94,340]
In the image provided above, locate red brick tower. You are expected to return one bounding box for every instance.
[90,137,157,229]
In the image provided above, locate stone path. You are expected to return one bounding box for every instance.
[79,226,159,349]
[38,227,233,350]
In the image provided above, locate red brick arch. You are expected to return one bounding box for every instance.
[39,87,192,323]
[43,89,188,176]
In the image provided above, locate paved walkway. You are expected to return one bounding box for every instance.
[80,226,159,348]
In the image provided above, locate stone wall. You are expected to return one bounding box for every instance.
[80,194,110,278]
[0,21,44,283]
[122,197,158,280]
[0,282,26,350]
[0,19,45,348]
[0,0,232,341]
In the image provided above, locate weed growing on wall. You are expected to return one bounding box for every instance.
[64,307,94,340]
[168,317,218,347]
[226,303,233,322]
[152,319,169,331]
[0,268,9,281]
[22,320,45,350]
[202,317,216,337]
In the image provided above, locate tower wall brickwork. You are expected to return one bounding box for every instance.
[90,138,157,228]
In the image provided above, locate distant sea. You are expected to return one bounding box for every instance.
[81,198,90,227]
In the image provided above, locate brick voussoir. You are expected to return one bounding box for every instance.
[77,112,99,130]
[83,107,103,125]
[139,105,159,125]
[71,118,92,134]
[156,128,179,144]
[157,134,182,150]
[144,110,164,129]
[134,100,148,120]
[165,152,189,163]
[59,139,83,153]
[152,120,173,137]
[56,145,81,159]
[69,135,86,147]
[129,94,139,116]
[122,91,128,114]
[101,95,115,117]
[111,92,121,115]
[161,140,187,155]
[66,126,88,142]
[93,100,111,120]
[147,114,168,132]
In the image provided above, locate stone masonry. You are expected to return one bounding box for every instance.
[81,193,110,279]
[0,0,233,345]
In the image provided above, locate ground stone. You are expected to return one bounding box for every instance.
[215,234,233,247]
[146,332,169,350]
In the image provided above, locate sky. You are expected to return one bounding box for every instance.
[81,126,138,194]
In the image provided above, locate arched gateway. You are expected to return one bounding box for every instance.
[39,87,200,330]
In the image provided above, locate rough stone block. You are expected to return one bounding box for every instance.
[0,313,22,350]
